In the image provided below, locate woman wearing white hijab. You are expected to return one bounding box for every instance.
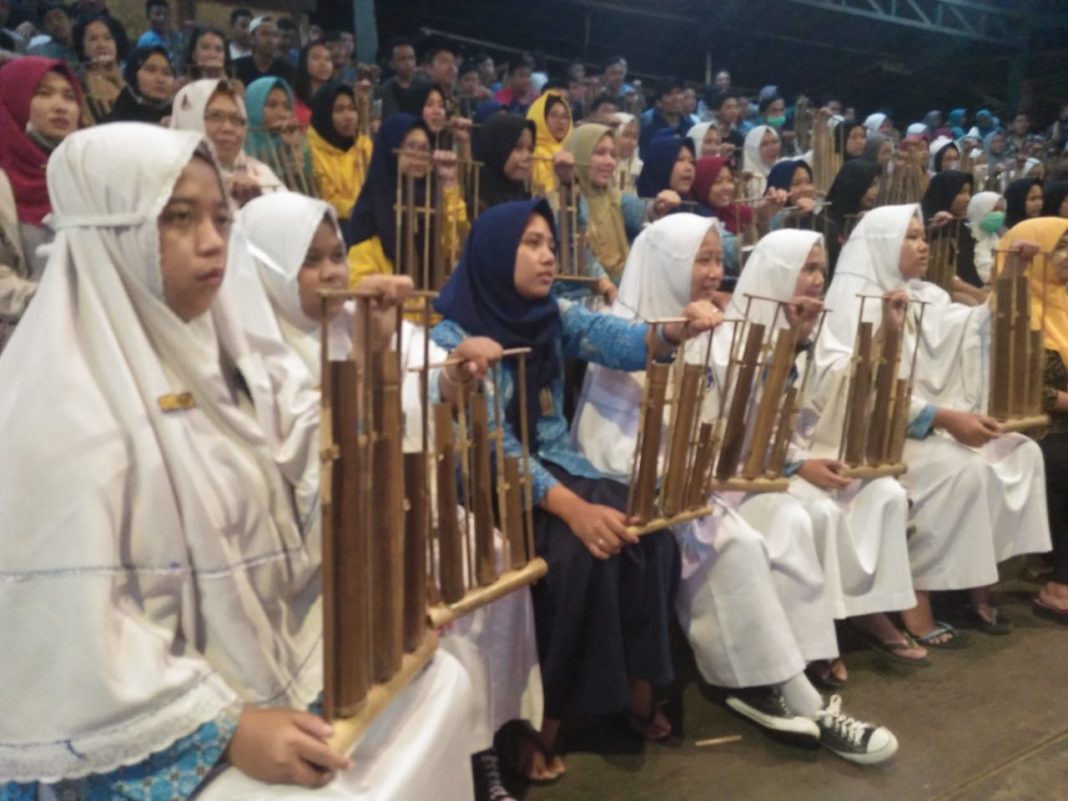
[742,124,780,198]
[0,123,476,800]
[812,203,1051,647]
[965,190,1005,285]
[612,111,643,196]
[170,78,283,205]
[864,112,892,137]
[233,191,547,791]
[571,214,898,766]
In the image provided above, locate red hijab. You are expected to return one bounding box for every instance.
[693,155,752,235]
[0,57,83,225]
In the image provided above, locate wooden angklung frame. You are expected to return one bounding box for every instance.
[318,289,550,752]
[987,248,1049,434]
[924,217,963,292]
[318,290,436,755]
[407,314,549,628]
[836,294,926,480]
[625,297,824,537]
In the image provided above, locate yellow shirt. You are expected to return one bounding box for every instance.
[307,127,373,221]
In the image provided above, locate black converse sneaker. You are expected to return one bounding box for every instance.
[726,688,821,740]
[472,749,517,801]
[815,695,898,765]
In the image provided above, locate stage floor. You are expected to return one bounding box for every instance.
[525,558,1068,801]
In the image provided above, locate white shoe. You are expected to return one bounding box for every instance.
[815,695,898,765]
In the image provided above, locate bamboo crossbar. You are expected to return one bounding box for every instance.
[428,558,549,628]
[627,505,715,538]
[410,347,533,372]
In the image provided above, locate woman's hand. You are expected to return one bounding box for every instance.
[784,296,824,342]
[227,174,263,207]
[662,300,724,345]
[446,336,504,383]
[1002,238,1040,278]
[652,190,681,219]
[354,275,413,354]
[756,188,788,218]
[433,149,459,188]
[596,276,618,305]
[225,707,352,788]
[882,289,909,332]
[564,498,637,559]
[798,459,852,490]
[934,408,1001,447]
[552,150,576,184]
[929,210,955,228]
[449,115,473,144]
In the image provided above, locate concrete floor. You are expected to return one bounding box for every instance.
[522,562,1068,801]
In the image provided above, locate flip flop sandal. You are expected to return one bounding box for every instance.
[967,604,1013,635]
[805,659,848,690]
[848,624,931,667]
[495,720,563,785]
[626,705,673,742]
[906,620,972,650]
[1032,597,1068,626]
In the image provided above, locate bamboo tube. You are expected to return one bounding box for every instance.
[887,376,911,463]
[434,402,465,604]
[767,386,798,473]
[503,455,526,571]
[632,361,671,522]
[371,352,405,682]
[394,167,404,277]
[990,277,1012,419]
[684,422,716,508]
[866,324,900,464]
[1029,328,1045,416]
[470,389,497,587]
[516,356,536,562]
[715,323,765,480]
[455,388,476,594]
[405,174,418,282]
[558,182,572,277]
[661,363,704,516]
[1010,275,1029,418]
[402,451,428,653]
[741,327,797,479]
[843,322,874,466]
[432,171,447,290]
[324,360,372,717]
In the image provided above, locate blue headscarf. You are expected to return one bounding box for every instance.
[947,108,966,138]
[637,129,694,198]
[474,99,505,125]
[434,197,561,430]
[765,159,810,194]
[244,75,293,156]
[347,113,430,257]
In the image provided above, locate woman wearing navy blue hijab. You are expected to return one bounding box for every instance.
[636,128,696,201]
[433,197,721,774]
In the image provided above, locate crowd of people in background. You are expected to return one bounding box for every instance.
[3,4,1068,801]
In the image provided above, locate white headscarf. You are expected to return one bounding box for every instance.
[726,229,824,332]
[0,124,322,782]
[687,121,715,158]
[864,112,888,136]
[238,192,340,374]
[966,190,1003,284]
[574,213,718,479]
[612,111,643,188]
[928,135,957,172]
[743,124,778,179]
[906,122,928,137]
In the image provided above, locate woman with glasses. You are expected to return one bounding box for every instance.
[170,79,283,206]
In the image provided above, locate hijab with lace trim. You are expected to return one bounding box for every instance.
[0,123,322,782]
[743,124,778,179]
[565,122,629,280]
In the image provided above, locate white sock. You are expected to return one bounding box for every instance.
[776,673,823,718]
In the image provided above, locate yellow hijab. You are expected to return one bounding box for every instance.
[999,217,1068,368]
[528,90,572,193]
[565,123,629,280]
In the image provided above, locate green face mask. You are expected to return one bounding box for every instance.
[767,115,786,129]
[980,210,1005,233]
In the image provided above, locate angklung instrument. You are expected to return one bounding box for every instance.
[316,289,547,753]
[625,296,825,537]
[924,217,964,292]
[392,130,475,292]
[835,294,926,479]
[987,248,1050,434]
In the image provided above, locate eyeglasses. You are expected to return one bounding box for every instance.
[205,110,247,127]
[401,143,431,156]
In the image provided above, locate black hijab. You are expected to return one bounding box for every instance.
[473,114,535,211]
[294,40,327,106]
[1004,177,1042,228]
[931,140,960,173]
[105,46,172,124]
[347,113,430,258]
[310,81,356,152]
[824,160,880,225]
[1041,181,1068,217]
[834,121,865,161]
[434,198,561,431]
[921,170,972,221]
